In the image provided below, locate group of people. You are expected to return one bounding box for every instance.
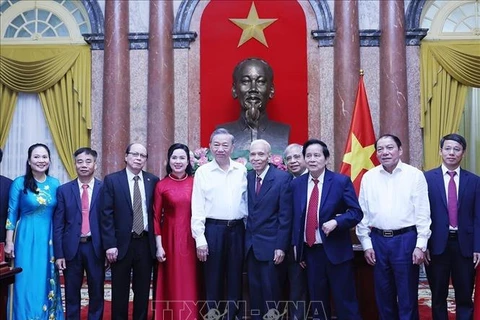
[0,130,478,320]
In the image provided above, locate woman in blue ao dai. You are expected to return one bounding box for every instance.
[4,143,64,320]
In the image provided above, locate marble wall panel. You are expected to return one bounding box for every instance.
[406,46,423,169]
[91,50,104,177]
[129,50,149,146]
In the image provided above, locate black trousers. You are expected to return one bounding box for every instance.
[203,221,245,320]
[111,236,154,320]
[426,236,475,320]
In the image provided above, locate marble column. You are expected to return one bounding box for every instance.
[102,0,130,175]
[333,0,360,170]
[380,0,409,161]
[147,0,174,176]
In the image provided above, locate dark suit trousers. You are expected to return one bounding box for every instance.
[286,246,308,320]
[64,241,105,320]
[246,249,287,320]
[304,244,361,320]
[111,235,154,320]
[372,230,419,320]
[426,235,474,320]
[204,221,245,320]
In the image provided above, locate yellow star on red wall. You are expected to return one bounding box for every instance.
[342,133,377,181]
[229,2,277,47]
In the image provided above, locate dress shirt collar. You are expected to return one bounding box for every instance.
[441,164,460,176]
[209,158,244,173]
[308,170,325,184]
[126,168,144,181]
[77,178,94,190]
[379,160,405,174]
[256,164,270,181]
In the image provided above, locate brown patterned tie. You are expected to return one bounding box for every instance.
[132,176,144,235]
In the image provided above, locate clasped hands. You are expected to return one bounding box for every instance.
[106,247,118,263]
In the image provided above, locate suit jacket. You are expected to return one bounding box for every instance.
[291,169,363,265]
[0,175,13,243]
[101,169,159,260]
[425,167,480,257]
[245,164,293,261]
[53,178,103,260]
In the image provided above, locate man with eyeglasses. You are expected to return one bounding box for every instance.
[101,143,159,320]
[283,143,308,320]
[356,134,431,319]
[424,133,480,319]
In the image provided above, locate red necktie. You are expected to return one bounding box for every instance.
[255,176,262,196]
[81,184,90,235]
[306,179,319,246]
[447,171,458,228]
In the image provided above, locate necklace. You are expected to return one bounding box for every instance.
[169,173,188,181]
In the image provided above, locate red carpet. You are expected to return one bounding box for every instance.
[65,279,457,319]
[418,280,455,320]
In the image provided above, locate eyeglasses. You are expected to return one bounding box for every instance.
[128,152,148,159]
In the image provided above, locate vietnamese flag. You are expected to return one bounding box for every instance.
[339,73,379,195]
[199,0,308,147]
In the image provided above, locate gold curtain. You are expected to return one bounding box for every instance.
[420,40,480,170]
[0,86,17,148]
[0,45,91,178]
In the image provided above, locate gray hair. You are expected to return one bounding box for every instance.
[250,139,271,153]
[210,128,235,145]
[283,143,303,158]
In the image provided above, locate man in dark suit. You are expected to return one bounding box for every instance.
[283,143,308,320]
[291,139,363,320]
[246,139,292,319]
[53,147,104,320]
[101,143,159,320]
[424,133,480,320]
[0,148,13,243]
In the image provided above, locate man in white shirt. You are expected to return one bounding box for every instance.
[356,134,431,319]
[191,128,248,320]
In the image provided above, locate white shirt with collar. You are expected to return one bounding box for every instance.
[78,178,95,236]
[126,169,148,232]
[304,171,325,244]
[442,164,460,230]
[356,161,431,251]
[255,165,270,190]
[191,159,248,248]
